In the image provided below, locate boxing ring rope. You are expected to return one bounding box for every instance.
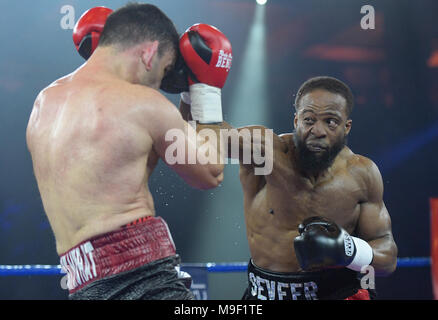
[0,257,431,276]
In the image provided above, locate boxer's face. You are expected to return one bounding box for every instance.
[293,89,352,173]
[156,48,176,83]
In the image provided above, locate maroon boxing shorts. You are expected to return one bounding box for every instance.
[59,216,193,300]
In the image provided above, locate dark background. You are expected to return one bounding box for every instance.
[0,0,437,299]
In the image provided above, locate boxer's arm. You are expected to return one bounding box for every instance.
[179,100,192,122]
[146,93,224,190]
[355,160,398,276]
[179,99,230,166]
[232,126,291,192]
[180,97,290,185]
[211,123,286,165]
[179,100,232,135]
[180,100,286,168]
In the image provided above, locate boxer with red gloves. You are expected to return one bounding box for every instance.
[27,3,232,300]
[72,6,188,94]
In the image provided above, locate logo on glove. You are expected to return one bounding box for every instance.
[344,234,354,257]
[215,50,232,71]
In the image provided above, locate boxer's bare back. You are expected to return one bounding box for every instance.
[26,55,223,255]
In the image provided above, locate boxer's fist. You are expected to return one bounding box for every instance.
[294,216,373,272]
[73,7,113,60]
[179,24,232,123]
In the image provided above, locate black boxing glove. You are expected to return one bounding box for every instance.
[159,51,189,94]
[293,216,373,272]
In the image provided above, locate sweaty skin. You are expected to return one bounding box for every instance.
[26,46,223,255]
[236,89,397,276]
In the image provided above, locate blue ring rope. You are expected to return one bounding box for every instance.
[0,257,431,276]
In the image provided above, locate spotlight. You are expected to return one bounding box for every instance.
[256,0,267,5]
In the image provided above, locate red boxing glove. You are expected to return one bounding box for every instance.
[72,7,113,60]
[180,23,232,88]
[179,23,232,123]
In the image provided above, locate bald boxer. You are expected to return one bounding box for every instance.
[26,3,231,300]
[182,76,397,300]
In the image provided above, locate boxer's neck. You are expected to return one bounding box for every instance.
[85,46,159,88]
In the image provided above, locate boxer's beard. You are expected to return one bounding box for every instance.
[293,133,347,174]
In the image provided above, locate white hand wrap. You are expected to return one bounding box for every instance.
[346,236,374,272]
[187,83,223,124]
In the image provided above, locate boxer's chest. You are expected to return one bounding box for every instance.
[262,169,366,233]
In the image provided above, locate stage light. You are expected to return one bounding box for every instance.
[228,2,268,127]
[193,2,268,261]
[256,0,267,6]
[375,120,438,174]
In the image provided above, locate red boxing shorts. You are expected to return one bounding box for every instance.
[59,216,176,295]
[345,289,371,300]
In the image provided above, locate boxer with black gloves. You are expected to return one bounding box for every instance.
[209,76,398,300]
[294,216,374,273]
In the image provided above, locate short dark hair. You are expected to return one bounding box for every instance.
[98,3,179,56]
[294,76,354,117]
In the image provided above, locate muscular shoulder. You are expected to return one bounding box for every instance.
[115,83,180,127]
[278,133,294,152]
[345,150,384,202]
[28,75,73,130]
[120,83,173,111]
[278,132,293,141]
[35,74,74,104]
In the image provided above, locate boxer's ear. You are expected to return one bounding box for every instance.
[141,41,159,71]
[293,112,298,129]
[345,119,352,135]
